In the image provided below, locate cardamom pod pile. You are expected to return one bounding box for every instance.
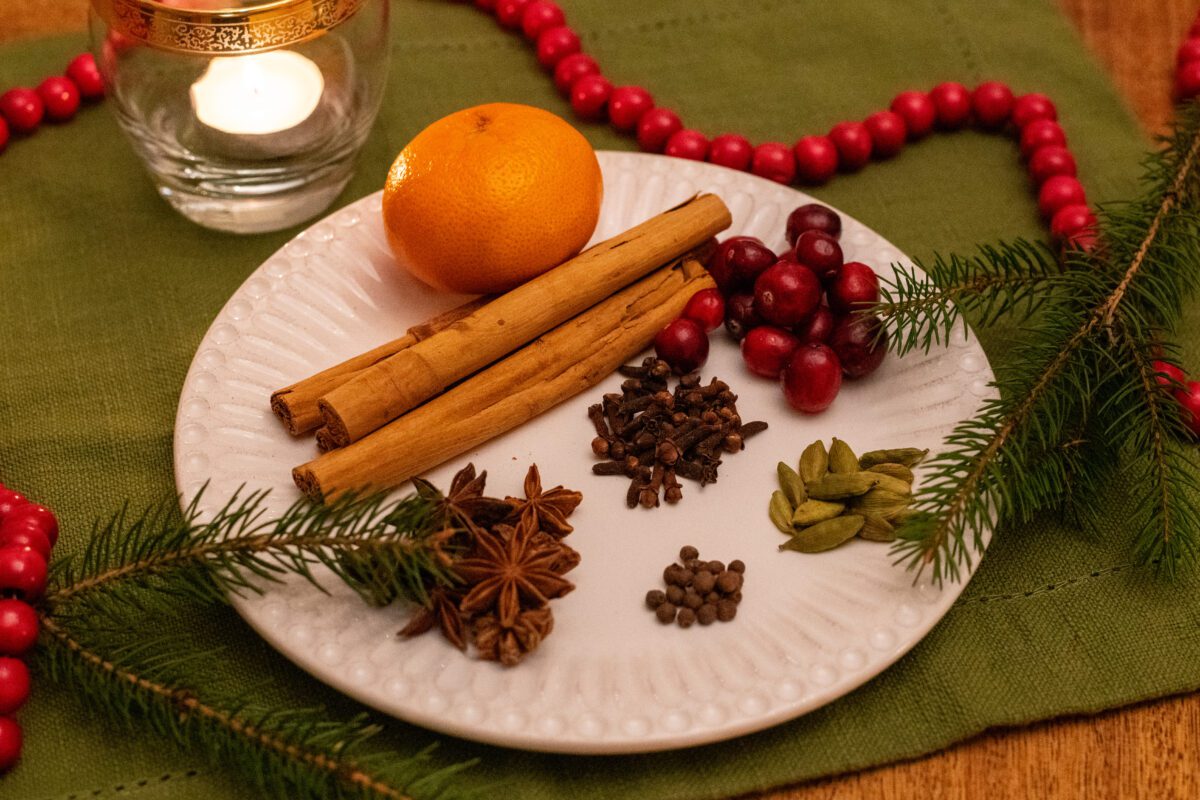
[769,438,927,553]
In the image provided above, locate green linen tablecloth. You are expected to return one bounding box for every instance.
[2,1,1198,798]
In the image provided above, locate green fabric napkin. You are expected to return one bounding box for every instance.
[1,1,1197,798]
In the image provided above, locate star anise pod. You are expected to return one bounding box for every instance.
[473,607,554,667]
[413,463,513,532]
[398,587,467,651]
[505,464,583,539]
[455,519,574,626]
[530,531,581,576]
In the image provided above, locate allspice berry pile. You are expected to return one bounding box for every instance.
[645,546,744,628]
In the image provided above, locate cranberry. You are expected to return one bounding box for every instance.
[794,305,835,343]
[0,89,43,135]
[607,85,653,131]
[521,0,564,39]
[654,318,709,373]
[1019,119,1067,160]
[741,326,800,378]
[710,236,776,291]
[830,314,889,378]
[782,344,842,414]
[1038,175,1086,219]
[636,108,682,153]
[0,549,46,599]
[930,82,971,129]
[754,261,822,327]
[552,53,599,95]
[0,491,26,521]
[536,26,581,70]
[1178,38,1200,66]
[665,129,709,161]
[2,504,56,546]
[827,261,880,313]
[792,230,843,281]
[786,203,842,244]
[682,288,725,332]
[495,0,531,28]
[751,142,796,184]
[709,133,753,171]
[1176,61,1200,101]
[0,717,20,773]
[0,521,52,560]
[792,135,838,184]
[723,290,760,341]
[37,76,80,122]
[1049,204,1096,241]
[569,74,611,120]
[864,111,906,159]
[890,90,936,139]
[0,118,7,155]
[828,121,872,171]
[1153,360,1186,388]
[0,600,37,655]
[66,53,105,101]
[0,659,29,715]
[971,81,1014,129]
[1177,380,1200,436]
[1028,145,1077,185]
[1011,93,1057,127]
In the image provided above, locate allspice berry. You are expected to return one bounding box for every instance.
[656,602,678,624]
[716,599,738,621]
[666,585,685,605]
[692,570,716,594]
[645,589,666,609]
[646,546,746,630]
[729,559,746,574]
[677,608,696,628]
[683,590,703,609]
[716,570,742,594]
[697,603,718,625]
[679,545,699,562]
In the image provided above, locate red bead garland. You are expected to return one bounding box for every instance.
[0,53,103,156]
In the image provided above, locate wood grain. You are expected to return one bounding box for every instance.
[1,1,1197,798]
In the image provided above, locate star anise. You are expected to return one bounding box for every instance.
[530,531,581,575]
[473,607,554,667]
[505,464,583,538]
[414,463,513,532]
[398,587,467,651]
[455,519,574,626]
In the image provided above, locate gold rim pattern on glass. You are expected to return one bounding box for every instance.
[92,0,365,55]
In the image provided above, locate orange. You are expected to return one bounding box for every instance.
[382,103,603,294]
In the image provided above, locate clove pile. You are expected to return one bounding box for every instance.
[588,357,767,508]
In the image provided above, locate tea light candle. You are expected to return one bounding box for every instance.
[190,50,325,135]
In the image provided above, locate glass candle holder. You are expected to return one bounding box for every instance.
[89,0,390,234]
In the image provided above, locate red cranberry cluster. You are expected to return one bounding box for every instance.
[1174,10,1200,101]
[0,53,104,156]
[0,484,58,772]
[1154,361,1200,437]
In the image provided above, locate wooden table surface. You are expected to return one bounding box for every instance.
[3,2,1198,798]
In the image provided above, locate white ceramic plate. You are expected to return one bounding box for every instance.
[174,151,995,754]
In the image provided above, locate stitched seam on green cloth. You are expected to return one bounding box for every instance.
[34,768,207,800]
[952,562,1134,607]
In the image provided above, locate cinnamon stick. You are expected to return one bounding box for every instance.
[269,296,491,435]
[317,194,731,447]
[294,258,717,501]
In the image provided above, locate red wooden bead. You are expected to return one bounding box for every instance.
[475,0,498,11]
[1191,18,1200,38]
[0,717,20,773]
[930,82,972,129]
[536,26,581,70]
[1019,119,1067,160]
[971,81,1015,129]
[0,521,52,560]
[1011,93,1057,128]
[1178,38,1200,67]
[0,89,44,135]
[607,85,653,132]
[636,108,682,153]
[1175,60,1200,101]
[2,505,56,547]
[1038,175,1086,219]
[793,135,838,184]
[0,659,29,716]
[708,133,753,171]
[1177,380,1200,437]
[0,601,36,655]
[0,491,25,521]
[569,74,611,120]
[37,76,80,122]
[495,0,531,28]
[552,52,599,96]
[828,121,872,171]
[863,110,906,158]
[0,549,46,599]
[665,129,709,161]
[1153,360,1187,387]
[1028,145,1077,185]
[1049,204,1096,240]
[521,0,564,40]
[0,117,7,155]
[66,53,105,101]
[751,142,796,184]
[890,90,936,139]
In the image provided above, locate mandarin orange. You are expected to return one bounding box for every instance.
[382,103,603,294]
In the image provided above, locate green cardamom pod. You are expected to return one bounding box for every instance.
[867,473,913,496]
[866,463,915,483]
[806,472,879,500]
[791,498,846,526]
[828,437,859,474]
[769,490,795,534]
[859,514,897,542]
[859,447,929,469]
[776,462,807,506]
[849,488,912,517]
[779,515,865,553]
[798,440,829,483]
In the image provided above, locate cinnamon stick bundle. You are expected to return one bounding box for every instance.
[269,297,490,435]
[317,194,731,447]
[294,258,717,501]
